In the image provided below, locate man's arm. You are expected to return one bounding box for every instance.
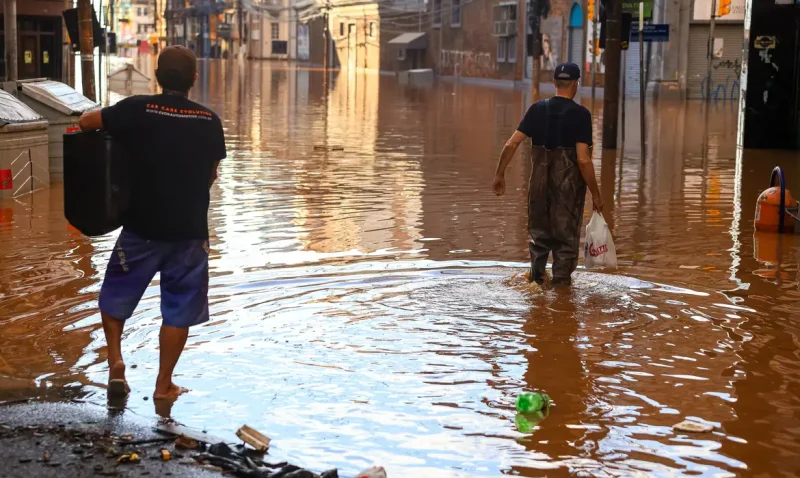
[78,110,103,131]
[209,116,226,188]
[210,160,221,187]
[492,130,528,196]
[576,143,603,213]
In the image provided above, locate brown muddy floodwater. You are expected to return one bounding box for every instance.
[2,61,800,477]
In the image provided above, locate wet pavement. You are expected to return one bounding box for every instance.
[2,60,800,477]
[0,402,225,478]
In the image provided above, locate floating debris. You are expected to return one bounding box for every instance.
[235,424,271,452]
[672,420,714,433]
[160,449,171,461]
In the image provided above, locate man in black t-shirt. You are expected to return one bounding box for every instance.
[492,63,602,286]
[79,46,226,401]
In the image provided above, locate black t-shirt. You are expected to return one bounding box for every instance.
[101,93,226,241]
[517,96,593,150]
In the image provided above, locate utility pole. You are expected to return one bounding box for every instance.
[4,0,18,81]
[322,4,329,77]
[237,0,244,57]
[706,0,717,100]
[109,0,115,34]
[638,2,644,162]
[78,0,96,100]
[530,0,540,99]
[601,0,622,149]
[153,0,160,54]
[64,0,74,86]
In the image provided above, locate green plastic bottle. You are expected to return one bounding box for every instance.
[514,412,545,433]
[516,392,551,414]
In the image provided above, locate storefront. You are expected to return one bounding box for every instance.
[686,0,745,100]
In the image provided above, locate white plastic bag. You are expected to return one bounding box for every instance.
[584,212,618,269]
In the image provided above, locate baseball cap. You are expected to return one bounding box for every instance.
[156,45,197,90]
[553,62,581,81]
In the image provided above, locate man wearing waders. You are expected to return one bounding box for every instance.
[492,63,603,286]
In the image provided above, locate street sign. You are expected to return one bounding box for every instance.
[623,0,653,19]
[631,23,669,42]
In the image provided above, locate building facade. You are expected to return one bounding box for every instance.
[0,0,64,81]
[431,0,526,82]
[247,0,299,61]
[165,0,243,58]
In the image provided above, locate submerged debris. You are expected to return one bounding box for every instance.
[672,420,714,433]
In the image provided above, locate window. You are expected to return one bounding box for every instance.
[398,48,406,60]
[272,40,288,54]
[143,7,148,16]
[494,4,517,21]
[452,0,462,26]
[271,22,279,40]
[507,37,517,62]
[369,22,375,38]
[433,0,442,25]
[136,7,141,16]
[497,37,507,62]
[340,22,344,36]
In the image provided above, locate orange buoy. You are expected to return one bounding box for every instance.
[755,187,798,233]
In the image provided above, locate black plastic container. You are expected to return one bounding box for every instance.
[63,130,129,237]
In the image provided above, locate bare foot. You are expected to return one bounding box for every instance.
[153,382,189,401]
[108,360,130,396]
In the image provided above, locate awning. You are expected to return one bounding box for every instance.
[388,32,428,50]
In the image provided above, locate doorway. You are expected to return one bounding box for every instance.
[19,34,38,78]
[567,3,583,65]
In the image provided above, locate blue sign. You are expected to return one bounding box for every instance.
[630,24,670,42]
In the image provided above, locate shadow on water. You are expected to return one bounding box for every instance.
[1,60,800,476]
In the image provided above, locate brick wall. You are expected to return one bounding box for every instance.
[428,0,526,81]
[0,1,64,16]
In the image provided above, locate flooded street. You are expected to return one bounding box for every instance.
[2,60,800,477]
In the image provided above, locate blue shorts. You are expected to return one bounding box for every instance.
[99,229,210,328]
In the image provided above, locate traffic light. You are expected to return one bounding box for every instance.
[588,0,595,22]
[718,0,731,17]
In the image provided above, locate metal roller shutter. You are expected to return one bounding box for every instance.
[568,27,583,64]
[687,24,744,100]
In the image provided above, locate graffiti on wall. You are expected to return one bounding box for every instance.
[701,76,740,101]
[440,49,494,77]
[701,57,742,101]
